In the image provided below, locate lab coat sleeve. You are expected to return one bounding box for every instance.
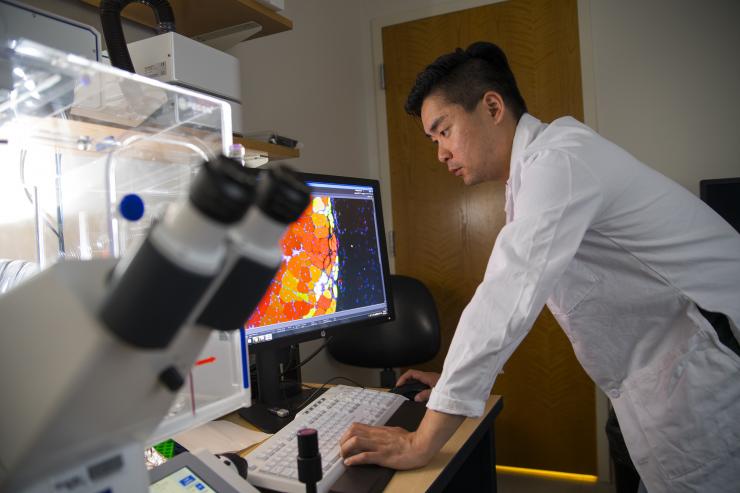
[427,150,604,417]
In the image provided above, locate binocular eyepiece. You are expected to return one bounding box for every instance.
[99,155,311,349]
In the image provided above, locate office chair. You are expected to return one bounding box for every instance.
[327,274,441,388]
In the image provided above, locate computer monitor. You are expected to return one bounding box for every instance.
[700,177,740,233]
[238,172,394,431]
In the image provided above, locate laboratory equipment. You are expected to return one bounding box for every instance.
[127,32,244,134]
[0,0,101,61]
[0,38,309,492]
[297,428,322,493]
[98,0,244,133]
[149,450,254,493]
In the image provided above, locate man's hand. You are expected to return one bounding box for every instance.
[396,369,440,402]
[339,424,429,469]
[340,409,465,470]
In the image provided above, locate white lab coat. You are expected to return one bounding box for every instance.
[427,114,740,492]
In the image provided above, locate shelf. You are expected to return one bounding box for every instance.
[234,136,300,160]
[80,0,292,39]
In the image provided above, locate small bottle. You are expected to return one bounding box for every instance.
[227,143,246,167]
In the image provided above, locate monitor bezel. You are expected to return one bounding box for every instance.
[246,171,396,354]
[700,177,740,200]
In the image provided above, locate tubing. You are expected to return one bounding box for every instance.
[99,0,176,73]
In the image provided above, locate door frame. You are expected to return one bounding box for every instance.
[367,0,610,482]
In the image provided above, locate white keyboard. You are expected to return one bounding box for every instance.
[245,385,406,493]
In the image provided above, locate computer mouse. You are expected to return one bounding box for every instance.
[390,378,431,401]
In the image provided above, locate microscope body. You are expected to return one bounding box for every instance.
[0,159,310,493]
[0,39,310,493]
[0,258,200,492]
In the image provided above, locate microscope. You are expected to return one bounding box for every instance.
[0,38,314,492]
[0,154,310,493]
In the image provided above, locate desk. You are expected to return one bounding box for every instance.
[233,393,503,493]
[384,394,502,493]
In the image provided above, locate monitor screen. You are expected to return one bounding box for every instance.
[236,172,394,432]
[150,466,217,493]
[700,177,740,233]
[245,173,394,347]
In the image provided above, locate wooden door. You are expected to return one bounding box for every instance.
[382,0,596,474]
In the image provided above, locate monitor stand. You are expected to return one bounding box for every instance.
[238,387,327,434]
[238,345,328,433]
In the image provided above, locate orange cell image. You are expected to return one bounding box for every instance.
[245,196,340,330]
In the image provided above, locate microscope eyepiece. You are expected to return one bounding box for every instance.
[255,164,311,224]
[190,155,258,224]
[100,155,260,349]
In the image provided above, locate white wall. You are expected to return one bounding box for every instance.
[581,0,740,195]
[229,1,370,177]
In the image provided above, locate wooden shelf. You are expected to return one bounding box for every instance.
[81,0,292,39]
[234,136,300,160]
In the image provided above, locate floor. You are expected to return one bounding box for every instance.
[497,472,617,493]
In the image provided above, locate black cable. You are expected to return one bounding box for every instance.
[279,336,333,377]
[100,0,176,73]
[293,376,365,413]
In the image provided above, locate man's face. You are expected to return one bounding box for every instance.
[420,91,513,186]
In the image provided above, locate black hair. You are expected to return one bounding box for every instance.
[405,41,527,120]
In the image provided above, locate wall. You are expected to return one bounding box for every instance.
[229,1,369,177]
[581,0,740,194]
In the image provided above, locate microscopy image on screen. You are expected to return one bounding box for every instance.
[246,196,339,328]
[245,194,384,331]
[333,197,385,311]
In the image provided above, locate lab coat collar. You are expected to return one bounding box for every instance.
[505,113,545,221]
[508,113,545,184]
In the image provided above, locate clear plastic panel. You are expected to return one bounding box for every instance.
[1,39,248,441]
[0,39,231,270]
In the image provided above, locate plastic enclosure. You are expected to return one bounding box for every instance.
[0,39,250,445]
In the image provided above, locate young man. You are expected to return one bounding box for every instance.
[339,41,740,492]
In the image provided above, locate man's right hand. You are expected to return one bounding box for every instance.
[396,369,440,402]
[340,408,464,469]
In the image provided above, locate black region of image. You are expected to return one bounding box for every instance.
[333,197,385,311]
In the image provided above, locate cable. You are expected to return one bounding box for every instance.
[293,376,365,413]
[279,337,334,378]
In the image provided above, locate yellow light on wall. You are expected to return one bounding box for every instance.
[496,465,598,483]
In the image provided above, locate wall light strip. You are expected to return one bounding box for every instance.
[496,465,598,483]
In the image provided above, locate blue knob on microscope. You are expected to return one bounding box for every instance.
[119,194,145,221]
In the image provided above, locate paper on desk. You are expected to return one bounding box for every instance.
[174,420,271,454]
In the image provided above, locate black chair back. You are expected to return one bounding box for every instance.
[327,274,440,370]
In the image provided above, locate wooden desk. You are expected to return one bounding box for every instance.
[384,395,502,493]
[233,393,503,493]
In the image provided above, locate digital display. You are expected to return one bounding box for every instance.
[244,180,389,344]
[149,466,217,493]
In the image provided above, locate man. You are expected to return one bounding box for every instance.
[339,41,740,492]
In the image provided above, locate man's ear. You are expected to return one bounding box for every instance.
[482,91,505,123]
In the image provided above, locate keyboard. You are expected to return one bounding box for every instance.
[245,385,406,493]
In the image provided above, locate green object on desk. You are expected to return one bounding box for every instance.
[153,439,175,459]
